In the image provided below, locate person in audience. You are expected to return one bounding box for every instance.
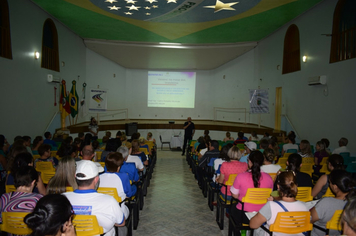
[259,139,269,152]
[6,143,27,171]
[146,132,156,144]
[34,144,59,169]
[78,145,95,162]
[282,131,295,143]
[248,131,259,141]
[281,133,298,155]
[127,132,139,143]
[230,150,273,224]
[131,139,148,166]
[63,160,125,236]
[198,140,220,168]
[22,135,33,156]
[101,139,119,162]
[313,140,329,172]
[213,143,233,182]
[106,131,112,139]
[233,132,246,145]
[260,132,270,142]
[332,137,350,154]
[268,139,280,157]
[342,196,356,236]
[88,117,99,139]
[182,117,195,156]
[120,134,128,147]
[0,135,10,156]
[298,140,313,158]
[117,146,140,183]
[92,140,101,152]
[195,136,206,159]
[7,152,46,195]
[78,132,85,140]
[25,194,76,236]
[31,136,43,155]
[321,138,331,154]
[57,138,74,157]
[217,146,248,201]
[239,141,257,164]
[312,154,344,199]
[250,171,308,235]
[46,156,78,194]
[223,132,234,142]
[139,137,151,156]
[274,153,312,190]
[124,142,144,172]
[1,166,43,222]
[311,169,356,236]
[100,152,131,219]
[73,137,82,151]
[43,131,58,149]
[261,148,281,174]
[80,133,93,151]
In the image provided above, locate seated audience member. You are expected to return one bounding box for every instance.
[1,166,43,222]
[120,134,128,147]
[31,136,43,155]
[250,171,308,234]
[92,140,101,152]
[139,137,151,156]
[268,139,280,157]
[332,137,350,154]
[63,160,125,236]
[0,135,10,156]
[73,137,82,151]
[217,146,248,200]
[43,131,58,150]
[248,131,259,141]
[239,141,257,164]
[146,132,156,144]
[196,136,207,159]
[99,153,131,219]
[281,133,298,156]
[230,151,273,225]
[311,169,356,236]
[198,140,220,168]
[25,194,76,236]
[233,132,246,145]
[7,152,46,195]
[106,131,112,139]
[298,139,313,158]
[213,143,233,181]
[342,196,356,236]
[100,135,109,149]
[313,140,329,171]
[34,144,59,169]
[78,132,85,140]
[0,136,7,176]
[117,146,140,183]
[223,132,234,142]
[312,154,344,199]
[261,148,281,174]
[6,143,27,171]
[57,138,74,157]
[124,142,144,172]
[321,138,331,154]
[127,133,139,143]
[191,136,203,156]
[79,133,93,151]
[260,132,270,142]
[282,131,295,143]
[259,139,269,152]
[101,139,119,162]
[22,136,33,156]
[274,154,312,190]
[47,156,78,194]
[131,139,148,166]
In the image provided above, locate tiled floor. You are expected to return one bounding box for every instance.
[134,150,229,236]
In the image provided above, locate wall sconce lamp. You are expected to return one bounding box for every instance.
[302,55,308,62]
[34,51,40,60]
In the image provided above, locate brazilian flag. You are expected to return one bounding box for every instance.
[69,80,79,118]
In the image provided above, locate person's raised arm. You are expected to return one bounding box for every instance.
[312,174,327,198]
[250,212,267,229]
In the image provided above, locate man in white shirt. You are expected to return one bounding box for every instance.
[63,160,125,236]
[124,143,144,172]
[332,137,350,154]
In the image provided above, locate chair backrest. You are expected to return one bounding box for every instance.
[73,215,104,236]
[236,144,245,150]
[97,187,123,202]
[32,154,41,160]
[320,163,330,174]
[40,171,56,184]
[269,211,313,234]
[50,150,57,157]
[241,188,272,204]
[346,162,356,173]
[145,141,155,150]
[268,173,277,182]
[300,163,313,177]
[1,212,32,235]
[207,158,217,167]
[320,156,329,165]
[5,185,16,193]
[95,151,102,161]
[326,209,343,231]
[159,135,162,142]
[97,162,105,168]
[66,186,74,192]
[139,148,149,155]
[282,153,292,158]
[296,187,313,202]
[322,187,335,198]
[35,161,55,172]
[286,149,298,154]
[224,174,237,186]
[278,157,288,165]
[302,157,314,164]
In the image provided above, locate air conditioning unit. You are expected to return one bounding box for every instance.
[308,75,326,86]
[47,74,61,83]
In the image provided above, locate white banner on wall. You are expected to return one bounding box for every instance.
[89,88,108,112]
[249,89,269,114]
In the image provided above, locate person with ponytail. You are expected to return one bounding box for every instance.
[311,169,356,236]
[25,194,76,236]
[342,196,356,236]
[312,154,344,199]
[250,171,309,235]
[230,150,273,225]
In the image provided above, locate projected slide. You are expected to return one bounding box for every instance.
[148,71,196,108]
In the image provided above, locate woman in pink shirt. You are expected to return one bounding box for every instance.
[230,150,274,225]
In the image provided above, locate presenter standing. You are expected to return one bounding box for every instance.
[182,117,195,156]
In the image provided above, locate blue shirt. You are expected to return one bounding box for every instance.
[240,154,249,164]
[43,139,58,150]
[120,162,139,182]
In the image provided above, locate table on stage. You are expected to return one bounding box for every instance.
[170,136,183,149]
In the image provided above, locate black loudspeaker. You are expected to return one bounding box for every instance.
[125,123,138,136]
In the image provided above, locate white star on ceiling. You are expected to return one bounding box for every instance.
[124,12,133,15]
[108,5,120,10]
[167,0,177,3]
[204,0,238,13]
[105,0,118,3]
[126,0,137,4]
[146,12,151,15]
[126,5,141,10]
[145,6,151,9]
[145,0,157,4]
[152,5,158,8]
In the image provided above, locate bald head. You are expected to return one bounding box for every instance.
[82,145,95,160]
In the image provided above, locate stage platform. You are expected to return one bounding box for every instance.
[68,119,284,136]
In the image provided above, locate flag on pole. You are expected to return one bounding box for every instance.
[59,80,71,118]
[69,80,79,118]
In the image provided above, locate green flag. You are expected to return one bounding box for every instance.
[69,80,79,118]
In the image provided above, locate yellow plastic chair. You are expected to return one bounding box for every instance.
[264,211,313,235]
[40,171,56,184]
[66,186,74,192]
[35,161,55,172]
[145,141,155,151]
[139,148,149,155]
[300,163,313,177]
[296,187,313,202]
[277,157,288,166]
[268,173,277,182]
[282,153,292,158]
[322,186,335,198]
[98,162,105,168]
[320,156,329,165]
[73,215,104,236]
[32,154,40,160]
[50,150,57,157]
[302,157,314,164]
[5,185,16,193]
[320,163,330,174]
[326,209,343,233]
[1,212,32,235]
[97,187,123,203]
[95,151,102,161]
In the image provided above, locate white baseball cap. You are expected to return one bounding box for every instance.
[244,141,257,151]
[76,160,104,180]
